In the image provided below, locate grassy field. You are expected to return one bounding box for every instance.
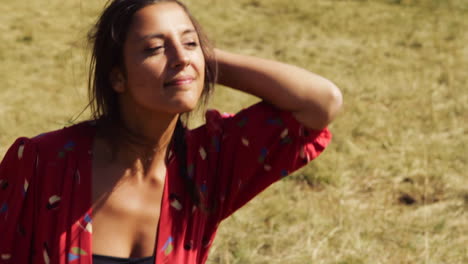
[1,0,467,263]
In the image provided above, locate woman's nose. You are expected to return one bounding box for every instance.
[170,45,190,69]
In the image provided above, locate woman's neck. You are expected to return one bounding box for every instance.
[97,109,179,176]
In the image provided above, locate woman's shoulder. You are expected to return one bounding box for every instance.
[28,121,96,159]
[188,101,331,152]
[191,101,270,135]
[192,101,310,136]
[32,120,92,141]
[1,121,95,179]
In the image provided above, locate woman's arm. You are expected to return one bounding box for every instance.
[214,49,343,130]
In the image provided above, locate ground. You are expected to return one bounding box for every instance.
[0,0,466,263]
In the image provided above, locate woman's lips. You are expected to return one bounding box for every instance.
[164,77,194,87]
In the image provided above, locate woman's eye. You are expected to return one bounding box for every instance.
[145,46,163,54]
[184,41,198,48]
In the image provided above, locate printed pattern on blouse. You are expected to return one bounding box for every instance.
[0,102,331,264]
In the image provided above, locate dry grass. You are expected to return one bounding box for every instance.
[1,0,467,263]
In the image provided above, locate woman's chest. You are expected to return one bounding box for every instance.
[91,164,166,258]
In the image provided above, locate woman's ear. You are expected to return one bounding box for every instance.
[110,68,125,93]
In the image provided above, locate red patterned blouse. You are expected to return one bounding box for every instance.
[0,102,331,264]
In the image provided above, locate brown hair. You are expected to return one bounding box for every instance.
[87,0,217,122]
[87,0,216,209]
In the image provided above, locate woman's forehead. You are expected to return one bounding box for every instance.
[128,2,195,39]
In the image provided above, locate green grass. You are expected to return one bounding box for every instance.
[1,0,467,263]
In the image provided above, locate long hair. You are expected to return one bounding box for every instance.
[87,0,216,208]
[87,0,216,122]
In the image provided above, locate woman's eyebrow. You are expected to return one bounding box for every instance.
[181,29,197,36]
[140,33,164,41]
[140,29,197,41]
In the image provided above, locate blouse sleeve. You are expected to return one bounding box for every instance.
[0,138,37,263]
[202,101,332,220]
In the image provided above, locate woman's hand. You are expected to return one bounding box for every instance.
[214,49,342,130]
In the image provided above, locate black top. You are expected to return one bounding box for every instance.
[92,254,155,264]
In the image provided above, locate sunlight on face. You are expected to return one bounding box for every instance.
[116,2,206,116]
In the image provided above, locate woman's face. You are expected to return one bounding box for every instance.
[114,2,206,116]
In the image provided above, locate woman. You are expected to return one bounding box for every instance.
[0,0,342,263]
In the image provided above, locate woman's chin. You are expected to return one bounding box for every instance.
[165,99,199,114]
[160,88,203,114]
